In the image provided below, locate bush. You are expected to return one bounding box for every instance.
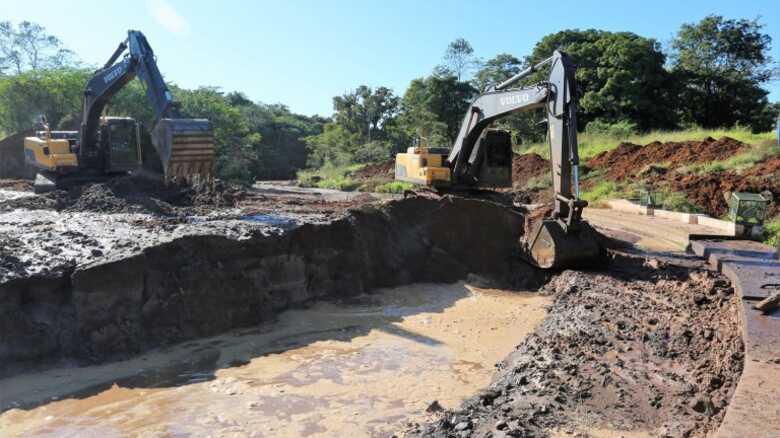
[764,217,780,247]
[584,119,638,139]
[374,181,415,193]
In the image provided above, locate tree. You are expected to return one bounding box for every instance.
[439,38,479,80]
[0,21,75,74]
[398,74,476,146]
[472,53,522,91]
[526,29,675,131]
[0,67,89,133]
[332,85,399,143]
[671,15,775,131]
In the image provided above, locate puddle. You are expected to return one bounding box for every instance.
[240,213,299,228]
[0,282,550,437]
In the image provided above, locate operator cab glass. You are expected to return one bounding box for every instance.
[105,118,140,172]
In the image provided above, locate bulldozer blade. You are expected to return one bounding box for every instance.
[524,219,603,269]
[151,118,215,180]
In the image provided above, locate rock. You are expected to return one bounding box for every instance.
[454,421,471,431]
[690,397,715,416]
[426,400,443,413]
[495,420,508,430]
[693,294,708,306]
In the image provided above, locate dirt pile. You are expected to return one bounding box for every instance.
[0,130,32,179]
[512,153,550,188]
[0,179,32,192]
[353,160,393,180]
[588,136,747,181]
[411,256,743,437]
[657,172,778,217]
[0,175,248,216]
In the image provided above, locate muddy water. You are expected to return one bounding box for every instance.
[0,282,550,437]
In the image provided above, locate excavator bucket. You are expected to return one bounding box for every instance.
[151,118,215,180]
[524,219,603,269]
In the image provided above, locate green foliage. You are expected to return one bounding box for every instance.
[0,21,76,74]
[373,181,414,193]
[398,74,476,146]
[671,15,775,132]
[681,140,775,175]
[519,126,777,162]
[584,119,638,138]
[580,180,623,204]
[438,38,479,80]
[764,217,780,247]
[659,191,701,213]
[524,174,552,191]
[297,163,364,191]
[526,29,675,131]
[0,67,89,132]
[305,86,400,168]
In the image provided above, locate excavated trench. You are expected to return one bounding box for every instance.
[0,185,745,437]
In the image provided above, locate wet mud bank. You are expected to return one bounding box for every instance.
[0,195,545,377]
[411,254,744,437]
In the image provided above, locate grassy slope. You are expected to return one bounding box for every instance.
[518,127,776,162]
[520,127,779,243]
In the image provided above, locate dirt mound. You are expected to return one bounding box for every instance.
[588,137,747,181]
[411,259,743,437]
[0,179,33,192]
[512,153,550,188]
[353,161,394,180]
[656,171,778,217]
[0,130,32,179]
[0,176,248,216]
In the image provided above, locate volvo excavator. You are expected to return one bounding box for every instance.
[23,30,214,192]
[395,50,601,269]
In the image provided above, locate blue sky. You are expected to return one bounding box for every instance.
[4,0,779,116]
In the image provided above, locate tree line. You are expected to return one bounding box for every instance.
[1,16,778,183]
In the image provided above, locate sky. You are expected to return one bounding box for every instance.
[4,0,779,117]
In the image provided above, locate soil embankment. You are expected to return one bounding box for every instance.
[411,256,744,437]
[585,136,779,217]
[0,188,542,377]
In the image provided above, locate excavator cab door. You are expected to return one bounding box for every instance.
[103,117,141,173]
[473,129,512,188]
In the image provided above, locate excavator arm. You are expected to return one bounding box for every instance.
[447,50,584,226]
[80,30,214,179]
[445,50,601,269]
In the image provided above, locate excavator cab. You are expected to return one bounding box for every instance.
[473,129,512,187]
[101,117,141,173]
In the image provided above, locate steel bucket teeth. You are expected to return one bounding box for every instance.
[151,118,215,180]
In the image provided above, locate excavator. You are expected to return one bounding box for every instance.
[23,30,214,192]
[394,50,601,269]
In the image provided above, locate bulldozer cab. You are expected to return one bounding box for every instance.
[101,117,140,173]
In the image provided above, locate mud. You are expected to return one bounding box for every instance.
[0,175,247,216]
[0,282,552,437]
[587,137,747,181]
[0,191,543,377]
[411,254,744,437]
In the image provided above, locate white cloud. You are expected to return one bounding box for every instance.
[147,0,191,36]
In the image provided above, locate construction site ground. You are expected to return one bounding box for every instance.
[0,176,775,437]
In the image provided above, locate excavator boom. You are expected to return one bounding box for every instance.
[81,30,214,180]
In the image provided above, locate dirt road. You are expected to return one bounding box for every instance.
[0,283,550,437]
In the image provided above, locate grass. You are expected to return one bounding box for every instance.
[373,181,415,193]
[764,217,780,247]
[679,140,776,175]
[297,163,365,191]
[523,174,553,191]
[517,127,777,162]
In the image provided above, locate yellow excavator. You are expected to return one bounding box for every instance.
[395,50,601,269]
[23,30,214,192]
